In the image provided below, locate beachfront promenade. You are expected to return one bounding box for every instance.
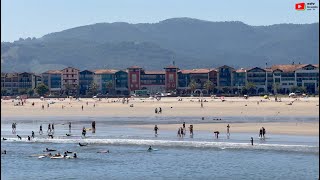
[1,96,319,136]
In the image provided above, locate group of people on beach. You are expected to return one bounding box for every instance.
[155,107,162,114]
[259,127,266,139]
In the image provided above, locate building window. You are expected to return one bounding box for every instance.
[72,74,74,78]
[169,74,174,82]
[72,69,74,72]
[132,74,137,83]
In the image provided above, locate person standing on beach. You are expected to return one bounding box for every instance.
[92,121,96,133]
[262,127,266,139]
[182,122,186,135]
[155,108,158,114]
[39,124,43,135]
[177,128,181,137]
[154,125,159,136]
[47,124,51,132]
[32,131,35,138]
[69,122,71,133]
[82,105,84,111]
[159,107,162,114]
[82,127,86,137]
[189,125,193,136]
[12,123,15,134]
[259,128,263,138]
[52,123,55,133]
[42,105,44,110]
[250,137,253,146]
[227,124,230,137]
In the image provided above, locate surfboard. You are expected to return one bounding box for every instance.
[85,128,92,131]
[65,156,74,159]
[30,154,46,157]
[147,149,158,152]
[38,155,46,159]
[50,156,64,159]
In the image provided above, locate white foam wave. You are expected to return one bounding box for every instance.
[2,137,318,153]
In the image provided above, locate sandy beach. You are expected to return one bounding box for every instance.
[1,96,319,136]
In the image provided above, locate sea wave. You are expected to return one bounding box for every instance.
[2,137,318,153]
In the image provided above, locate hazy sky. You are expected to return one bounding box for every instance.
[1,0,319,42]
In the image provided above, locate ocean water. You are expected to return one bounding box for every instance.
[1,116,319,180]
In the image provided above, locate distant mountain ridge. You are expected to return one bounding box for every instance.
[1,17,318,73]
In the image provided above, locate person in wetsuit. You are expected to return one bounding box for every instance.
[82,127,86,137]
[154,125,159,135]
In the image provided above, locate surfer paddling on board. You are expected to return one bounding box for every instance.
[148,146,153,151]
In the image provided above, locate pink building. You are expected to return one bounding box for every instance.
[127,66,142,92]
[61,67,80,95]
[164,65,179,92]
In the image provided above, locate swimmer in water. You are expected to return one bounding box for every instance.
[148,146,152,151]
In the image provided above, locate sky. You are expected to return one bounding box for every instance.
[1,0,319,42]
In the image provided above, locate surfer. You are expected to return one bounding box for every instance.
[262,127,266,139]
[66,151,73,153]
[250,137,254,146]
[64,152,68,158]
[52,123,54,132]
[17,135,22,140]
[48,134,54,139]
[44,148,56,152]
[66,133,71,136]
[148,146,153,151]
[27,136,31,141]
[31,131,35,138]
[73,153,77,158]
[154,125,159,135]
[2,138,7,141]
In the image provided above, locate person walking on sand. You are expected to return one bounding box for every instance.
[82,105,84,111]
[42,105,44,110]
[155,108,158,114]
[159,107,162,114]
[154,125,159,136]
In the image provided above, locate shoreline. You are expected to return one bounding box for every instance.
[130,122,319,136]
